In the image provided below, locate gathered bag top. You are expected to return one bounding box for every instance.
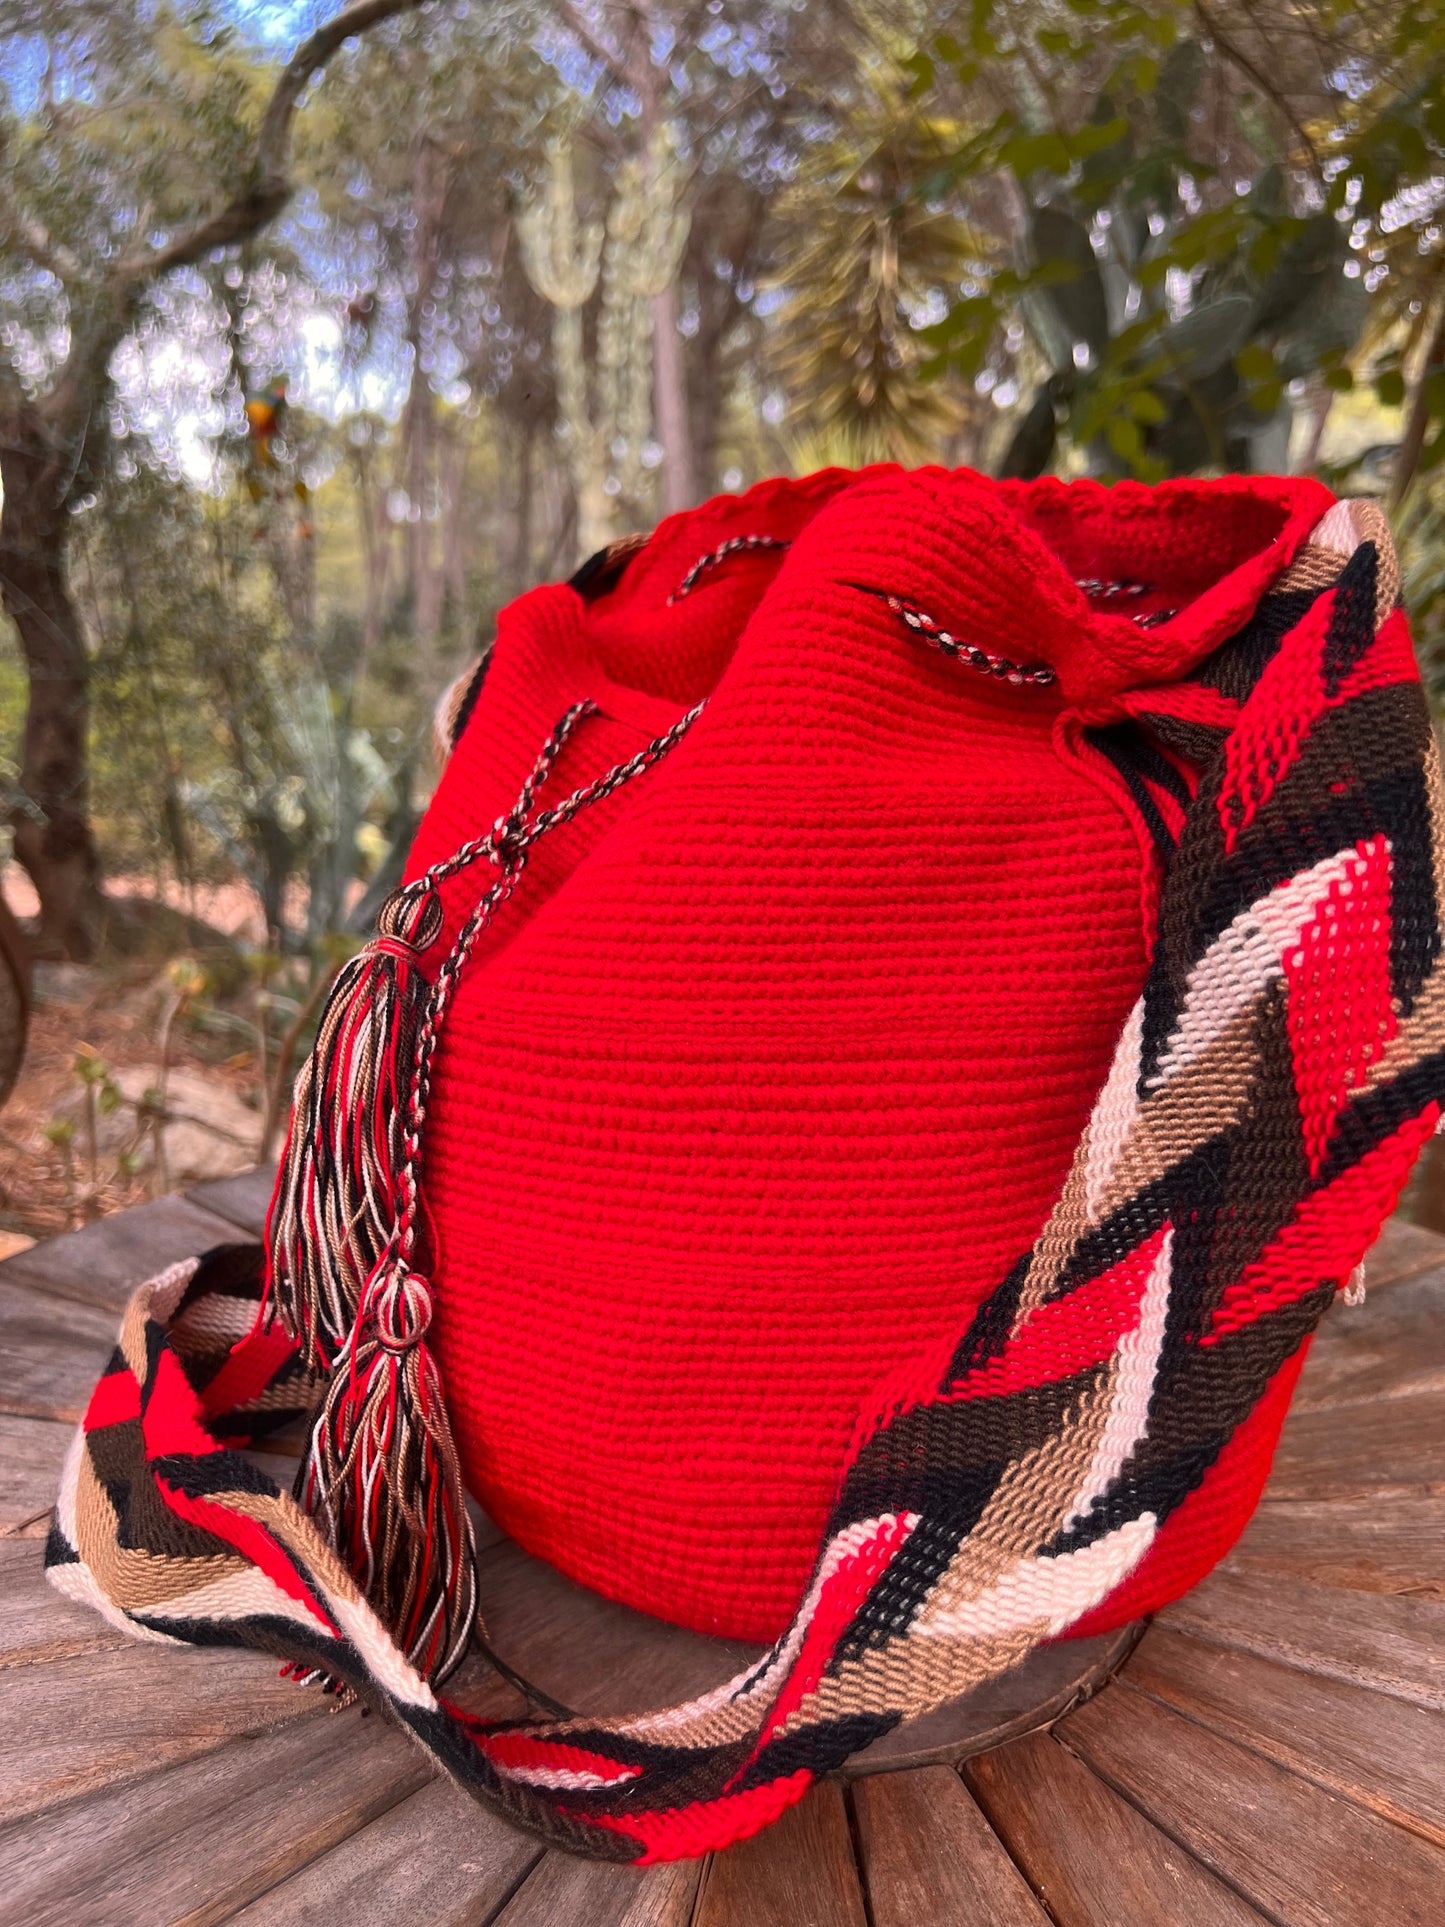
[48,470,1445,1863]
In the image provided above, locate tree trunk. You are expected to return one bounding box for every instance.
[0,409,105,959]
[1391,297,1445,509]
[651,276,697,516]
[440,415,470,637]
[354,439,392,678]
[408,384,443,649]
[514,417,537,594]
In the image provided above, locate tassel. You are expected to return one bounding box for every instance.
[265,882,445,1370]
[260,698,703,1687]
[304,1255,477,1684]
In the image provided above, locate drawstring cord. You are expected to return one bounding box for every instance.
[265,696,705,1683]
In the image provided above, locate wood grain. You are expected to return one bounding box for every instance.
[225,1774,541,1926]
[448,1534,760,1724]
[494,1850,701,1927]
[0,1697,428,1927]
[0,1195,245,1315]
[852,1766,1051,1927]
[0,1624,327,1826]
[0,1541,126,1670]
[1124,1626,1445,1849]
[845,1624,1139,1775]
[1294,1266,1445,1412]
[1061,1680,1445,1927]
[694,1782,868,1927]
[0,1411,69,1537]
[1360,1216,1445,1290]
[1158,1565,1445,1709]
[1268,1388,1445,1500]
[0,1202,1440,1923]
[0,1276,117,1422]
[966,1729,1266,1927]
[1230,1494,1445,1596]
[185,1166,275,1238]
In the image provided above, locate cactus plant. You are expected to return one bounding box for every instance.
[518,129,690,552]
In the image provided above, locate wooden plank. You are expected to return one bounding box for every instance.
[966,1728,1265,1927]
[852,1766,1051,1927]
[226,1775,542,1926]
[0,1412,69,1537]
[186,1165,274,1238]
[0,1624,331,1826]
[0,1539,126,1670]
[448,1535,759,1725]
[1061,1681,1445,1927]
[846,1624,1139,1775]
[0,1696,429,1927]
[1158,1565,1445,1710]
[494,1851,701,1927]
[1268,1389,1445,1501]
[693,1781,867,1927]
[1362,1216,1445,1290]
[451,1534,1125,1775]
[1294,1265,1445,1413]
[1231,1495,1445,1597]
[1124,1626,1445,1850]
[0,1194,244,1317]
[0,1276,117,1422]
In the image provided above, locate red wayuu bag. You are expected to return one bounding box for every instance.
[50,469,1445,1860]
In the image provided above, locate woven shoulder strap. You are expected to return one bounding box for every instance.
[49,500,1445,1862]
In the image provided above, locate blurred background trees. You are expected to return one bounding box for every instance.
[0,0,1442,969]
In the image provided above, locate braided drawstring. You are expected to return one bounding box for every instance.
[265,696,704,1683]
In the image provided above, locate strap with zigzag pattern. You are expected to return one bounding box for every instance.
[47,499,1445,1862]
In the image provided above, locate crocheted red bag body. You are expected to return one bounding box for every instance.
[49,468,1445,1863]
[409,468,1329,1639]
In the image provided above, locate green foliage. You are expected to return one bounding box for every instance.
[0,3,274,373]
[900,2,1445,482]
[1396,475,1445,699]
[766,53,984,459]
[46,462,410,948]
[4,0,1445,946]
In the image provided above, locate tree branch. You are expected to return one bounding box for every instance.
[0,209,82,284]
[27,0,431,448]
[115,0,431,288]
[1193,0,1324,186]
[1391,288,1445,509]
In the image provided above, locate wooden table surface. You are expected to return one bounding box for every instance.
[2,1170,1442,1926]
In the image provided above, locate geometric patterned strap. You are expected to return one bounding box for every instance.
[48,500,1445,1861]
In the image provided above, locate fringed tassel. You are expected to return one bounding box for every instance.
[265,883,445,1370]
[304,1258,477,1684]
[259,699,700,1690]
[263,877,479,1686]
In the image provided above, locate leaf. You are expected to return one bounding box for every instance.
[1106,415,1145,465]
[1235,341,1275,381]
[1031,202,1110,359]
[1072,114,1131,161]
[1002,130,1072,177]
[1251,212,1344,335]
[1159,293,1255,380]
[999,382,1062,479]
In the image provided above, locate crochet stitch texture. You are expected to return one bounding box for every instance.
[48,468,1445,1862]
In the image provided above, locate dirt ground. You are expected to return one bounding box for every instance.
[0,871,272,1247]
